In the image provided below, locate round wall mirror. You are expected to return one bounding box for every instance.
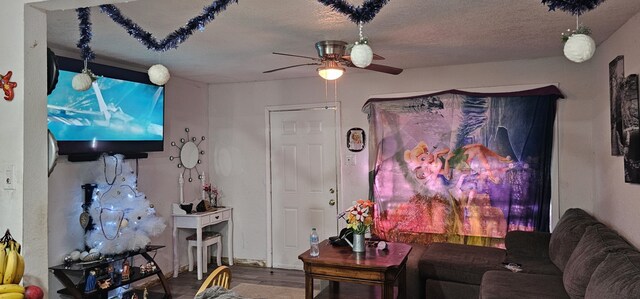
[180,141,199,169]
[169,128,205,182]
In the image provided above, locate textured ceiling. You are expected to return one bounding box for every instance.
[47,0,640,84]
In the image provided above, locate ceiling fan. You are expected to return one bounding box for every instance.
[264,40,403,80]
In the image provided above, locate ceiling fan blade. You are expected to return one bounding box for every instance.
[263,63,321,74]
[272,52,321,61]
[373,53,386,60]
[346,63,403,75]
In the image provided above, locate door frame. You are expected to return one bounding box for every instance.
[264,102,342,268]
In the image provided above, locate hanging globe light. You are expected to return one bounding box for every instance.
[561,16,596,63]
[148,64,171,85]
[72,60,97,91]
[563,33,596,63]
[350,22,374,68]
[351,40,373,68]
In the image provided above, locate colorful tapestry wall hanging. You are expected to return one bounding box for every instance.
[362,86,564,246]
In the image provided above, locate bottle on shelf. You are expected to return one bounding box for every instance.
[310,228,320,257]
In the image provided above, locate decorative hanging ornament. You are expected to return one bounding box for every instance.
[541,0,605,16]
[72,60,97,91]
[80,211,91,229]
[351,22,373,68]
[564,33,595,63]
[317,0,391,24]
[98,0,239,52]
[562,16,595,63]
[148,64,170,85]
[0,71,17,101]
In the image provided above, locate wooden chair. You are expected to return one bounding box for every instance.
[196,265,231,294]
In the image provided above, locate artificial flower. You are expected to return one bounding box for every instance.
[342,199,374,234]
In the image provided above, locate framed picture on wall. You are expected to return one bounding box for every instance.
[623,74,640,183]
[610,55,625,156]
[347,128,365,152]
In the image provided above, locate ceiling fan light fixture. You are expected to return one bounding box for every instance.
[317,61,345,80]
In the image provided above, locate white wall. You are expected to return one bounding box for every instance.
[2,0,140,294]
[0,0,27,259]
[208,55,598,262]
[47,75,209,297]
[0,0,51,290]
[590,11,640,248]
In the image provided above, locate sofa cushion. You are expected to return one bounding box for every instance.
[506,255,562,276]
[548,208,599,271]
[585,251,640,299]
[505,230,551,258]
[563,224,632,299]
[480,271,569,299]
[419,242,506,285]
[505,231,560,276]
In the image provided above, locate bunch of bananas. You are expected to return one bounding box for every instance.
[0,230,25,299]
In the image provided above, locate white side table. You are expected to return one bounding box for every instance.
[172,207,233,280]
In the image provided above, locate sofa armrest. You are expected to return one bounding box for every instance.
[505,231,551,258]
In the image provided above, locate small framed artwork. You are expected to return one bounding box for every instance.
[347,128,365,152]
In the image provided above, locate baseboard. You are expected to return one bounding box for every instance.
[226,258,266,267]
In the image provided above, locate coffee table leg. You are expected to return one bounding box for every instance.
[383,280,394,299]
[305,273,314,299]
[399,264,407,299]
[329,280,340,292]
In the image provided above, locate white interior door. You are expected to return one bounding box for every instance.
[269,107,338,269]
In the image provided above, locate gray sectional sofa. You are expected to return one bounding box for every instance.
[417,208,640,298]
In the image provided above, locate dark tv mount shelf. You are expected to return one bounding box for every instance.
[67,152,149,162]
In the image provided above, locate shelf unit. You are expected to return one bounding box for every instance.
[49,245,171,299]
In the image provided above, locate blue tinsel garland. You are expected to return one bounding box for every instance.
[99,0,238,51]
[76,7,95,61]
[76,0,238,60]
[541,0,606,16]
[317,0,391,24]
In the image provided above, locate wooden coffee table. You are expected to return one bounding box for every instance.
[298,239,412,299]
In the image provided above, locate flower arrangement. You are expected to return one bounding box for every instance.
[343,199,374,234]
[203,183,219,207]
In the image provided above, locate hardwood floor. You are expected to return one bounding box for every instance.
[147,264,307,298]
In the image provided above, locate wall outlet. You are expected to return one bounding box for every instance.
[2,164,15,190]
[345,154,356,166]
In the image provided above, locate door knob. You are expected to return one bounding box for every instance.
[329,199,336,206]
[329,188,335,194]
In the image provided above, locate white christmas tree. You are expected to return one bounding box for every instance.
[85,154,166,254]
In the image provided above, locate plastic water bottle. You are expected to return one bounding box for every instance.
[310,228,320,257]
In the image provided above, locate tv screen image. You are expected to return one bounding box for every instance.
[48,57,165,156]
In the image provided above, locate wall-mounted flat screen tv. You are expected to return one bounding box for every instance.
[48,56,164,157]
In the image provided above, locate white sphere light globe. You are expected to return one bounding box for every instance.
[72,73,93,91]
[563,34,596,63]
[351,43,374,68]
[148,64,171,85]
